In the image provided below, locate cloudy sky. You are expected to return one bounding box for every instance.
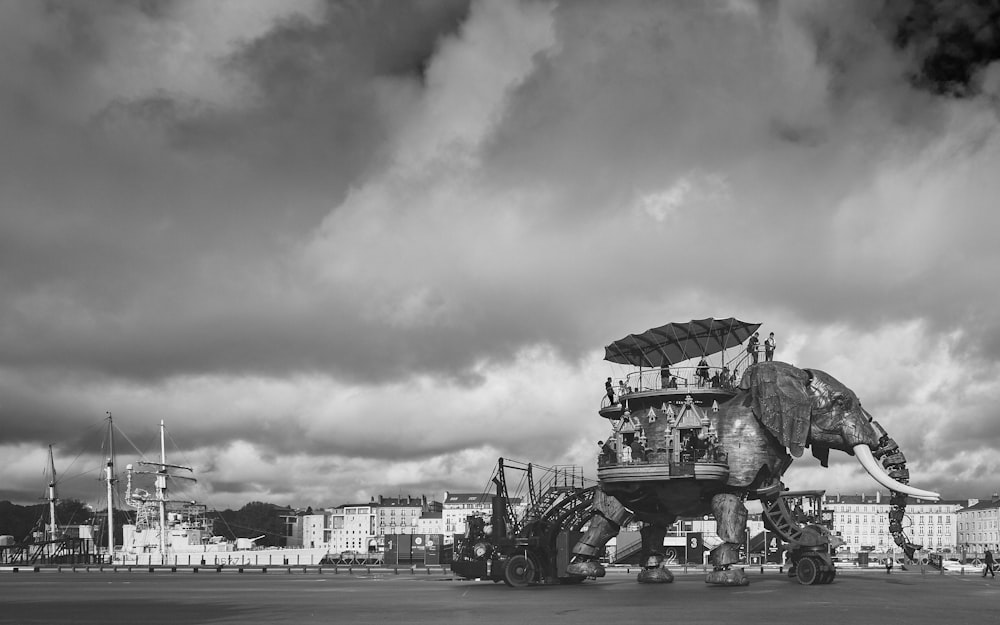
[3,0,1000,514]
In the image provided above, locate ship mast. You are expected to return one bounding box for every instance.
[105,412,117,561]
[133,420,195,561]
[158,419,167,554]
[48,445,58,544]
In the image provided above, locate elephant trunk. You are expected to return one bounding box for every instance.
[852,423,940,559]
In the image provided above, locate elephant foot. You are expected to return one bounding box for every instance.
[705,567,750,586]
[637,566,674,584]
[566,560,606,578]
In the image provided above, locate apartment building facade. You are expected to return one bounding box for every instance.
[823,493,965,554]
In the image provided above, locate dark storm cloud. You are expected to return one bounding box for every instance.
[883,0,1000,97]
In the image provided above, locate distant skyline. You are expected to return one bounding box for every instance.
[3,1,1000,511]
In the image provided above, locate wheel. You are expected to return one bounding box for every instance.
[796,556,819,585]
[819,566,836,584]
[503,554,537,588]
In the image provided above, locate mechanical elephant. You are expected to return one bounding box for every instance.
[568,361,939,585]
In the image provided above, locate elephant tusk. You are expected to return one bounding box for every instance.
[853,445,940,501]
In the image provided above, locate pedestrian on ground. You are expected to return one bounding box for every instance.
[765,332,776,361]
[984,548,996,578]
[885,557,893,574]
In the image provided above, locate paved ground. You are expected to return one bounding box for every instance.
[1,567,997,625]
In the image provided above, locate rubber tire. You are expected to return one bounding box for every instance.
[796,557,819,585]
[503,554,537,588]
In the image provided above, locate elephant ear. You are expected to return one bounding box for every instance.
[739,362,812,458]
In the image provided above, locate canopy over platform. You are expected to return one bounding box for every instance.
[603,317,761,368]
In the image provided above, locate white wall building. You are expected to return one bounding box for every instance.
[327,504,376,555]
[824,493,964,554]
[957,497,1000,557]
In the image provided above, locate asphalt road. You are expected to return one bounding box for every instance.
[1,567,997,625]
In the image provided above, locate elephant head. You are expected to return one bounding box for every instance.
[740,361,938,501]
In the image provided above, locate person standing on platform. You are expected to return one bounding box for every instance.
[765,332,776,361]
[660,365,671,390]
[696,357,710,387]
[747,332,760,364]
[605,377,615,405]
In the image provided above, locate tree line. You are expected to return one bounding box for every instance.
[0,499,291,548]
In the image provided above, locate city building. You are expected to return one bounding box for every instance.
[372,495,441,536]
[957,496,1000,557]
[823,492,965,555]
[442,491,524,536]
[327,503,377,555]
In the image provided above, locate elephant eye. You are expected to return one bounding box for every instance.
[832,393,851,408]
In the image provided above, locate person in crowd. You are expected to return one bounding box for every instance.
[696,357,710,387]
[598,440,617,464]
[630,438,646,462]
[747,332,760,364]
[720,366,731,389]
[605,377,615,405]
[765,331,776,361]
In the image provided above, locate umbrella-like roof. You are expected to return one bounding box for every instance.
[604,317,761,368]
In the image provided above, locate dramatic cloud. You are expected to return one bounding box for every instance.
[2,1,999,513]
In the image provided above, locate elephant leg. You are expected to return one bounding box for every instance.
[640,522,668,564]
[705,493,750,586]
[566,488,631,578]
[637,522,674,584]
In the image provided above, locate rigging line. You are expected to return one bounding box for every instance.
[101,418,152,461]
[477,462,500,504]
[50,418,107,484]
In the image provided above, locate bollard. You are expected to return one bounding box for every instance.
[318,567,323,574]
[171,566,177,573]
[238,567,244,573]
[193,567,199,573]
[760,566,764,574]
[262,567,267,573]
[148,567,154,573]
[394,567,399,575]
